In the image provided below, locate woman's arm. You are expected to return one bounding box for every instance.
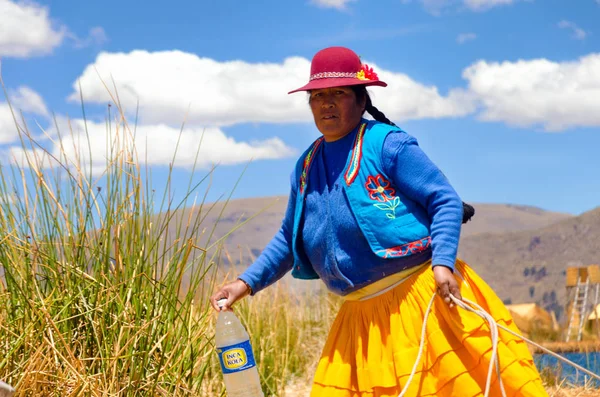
[382,132,464,307]
[382,132,463,271]
[210,177,297,311]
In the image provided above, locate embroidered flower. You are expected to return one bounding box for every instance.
[356,64,378,81]
[366,174,400,219]
[365,175,395,202]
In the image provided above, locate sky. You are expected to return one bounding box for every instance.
[1,0,599,215]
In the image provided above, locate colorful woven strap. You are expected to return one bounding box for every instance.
[299,137,324,194]
[344,123,367,186]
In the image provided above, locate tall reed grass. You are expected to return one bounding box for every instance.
[0,83,337,396]
[0,95,217,395]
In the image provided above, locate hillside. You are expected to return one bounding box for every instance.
[171,195,289,260]
[183,197,572,259]
[460,203,571,237]
[458,206,600,320]
[159,196,600,320]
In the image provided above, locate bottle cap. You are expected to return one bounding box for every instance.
[217,298,228,309]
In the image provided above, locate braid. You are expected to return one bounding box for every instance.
[365,95,397,127]
[350,85,397,127]
[351,85,476,224]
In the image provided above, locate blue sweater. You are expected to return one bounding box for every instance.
[239,125,463,296]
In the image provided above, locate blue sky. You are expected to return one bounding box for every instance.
[1,0,599,215]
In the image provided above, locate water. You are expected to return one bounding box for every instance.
[534,351,600,387]
[216,299,264,397]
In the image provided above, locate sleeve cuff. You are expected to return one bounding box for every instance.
[431,259,456,272]
[237,274,258,296]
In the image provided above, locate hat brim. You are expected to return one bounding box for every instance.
[288,77,387,94]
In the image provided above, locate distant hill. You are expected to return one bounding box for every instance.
[162,196,593,320]
[171,195,289,260]
[459,206,600,321]
[185,197,572,257]
[460,203,571,237]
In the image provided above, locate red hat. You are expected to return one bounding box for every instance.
[288,47,387,94]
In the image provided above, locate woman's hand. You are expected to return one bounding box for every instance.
[210,279,251,312]
[433,265,462,308]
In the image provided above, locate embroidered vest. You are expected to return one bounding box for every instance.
[291,120,432,280]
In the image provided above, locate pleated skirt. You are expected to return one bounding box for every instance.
[310,259,548,397]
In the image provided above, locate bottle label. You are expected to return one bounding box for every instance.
[217,340,257,374]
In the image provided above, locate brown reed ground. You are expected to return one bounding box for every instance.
[547,386,600,397]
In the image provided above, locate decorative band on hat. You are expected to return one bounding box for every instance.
[309,64,380,82]
[309,71,358,81]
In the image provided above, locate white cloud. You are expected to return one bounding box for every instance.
[69,50,473,127]
[457,32,477,44]
[9,86,49,116]
[309,0,356,9]
[1,81,294,172]
[20,117,295,173]
[3,146,52,171]
[70,50,312,126]
[462,53,600,131]
[372,66,476,121]
[0,86,48,145]
[67,49,600,133]
[413,0,523,14]
[0,0,65,58]
[463,0,519,11]
[70,26,108,49]
[2,116,295,173]
[558,20,587,40]
[418,0,452,15]
[0,102,20,144]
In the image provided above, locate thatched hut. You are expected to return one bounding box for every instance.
[506,303,555,334]
[587,304,600,335]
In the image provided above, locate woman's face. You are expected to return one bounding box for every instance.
[309,86,365,141]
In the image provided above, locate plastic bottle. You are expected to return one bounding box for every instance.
[216,298,264,397]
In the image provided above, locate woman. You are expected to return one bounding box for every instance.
[211,47,547,397]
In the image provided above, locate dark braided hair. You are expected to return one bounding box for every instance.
[350,85,397,127]
[350,85,475,224]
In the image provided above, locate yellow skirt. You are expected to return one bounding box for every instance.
[310,259,548,397]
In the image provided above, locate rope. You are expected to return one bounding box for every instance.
[451,295,506,397]
[397,293,600,397]
[398,291,436,397]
